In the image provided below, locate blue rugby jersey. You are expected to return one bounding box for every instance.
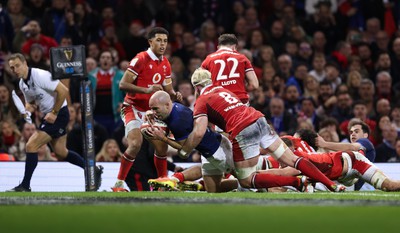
[164,102,221,158]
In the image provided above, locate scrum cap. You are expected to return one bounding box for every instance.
[191,68,212,87]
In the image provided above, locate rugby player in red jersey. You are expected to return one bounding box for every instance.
[283,130,400,191]
[111,27,182,192]
[179,68,344,192]
[201,34,259,105]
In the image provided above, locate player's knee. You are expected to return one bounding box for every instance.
[270,142,289,160]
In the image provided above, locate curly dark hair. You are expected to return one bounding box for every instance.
[295,129,318,150]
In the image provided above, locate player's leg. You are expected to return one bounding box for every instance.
[148,138,169,177]
[50,134,84,168]
[112,105,145,191]
[7,131,52,192]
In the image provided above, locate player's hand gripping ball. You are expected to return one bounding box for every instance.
[140,120,169,140]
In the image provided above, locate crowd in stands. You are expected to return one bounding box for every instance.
[1,0,400,163]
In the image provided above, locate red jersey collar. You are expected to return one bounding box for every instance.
[146,48,163,61]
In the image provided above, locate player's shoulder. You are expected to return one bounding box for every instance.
[31,67,52,80]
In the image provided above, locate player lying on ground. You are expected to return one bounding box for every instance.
[282,130,400,191]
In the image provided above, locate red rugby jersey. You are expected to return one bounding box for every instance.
[201,48,254,103]
[193,85,263,138]
[124,49,171,111]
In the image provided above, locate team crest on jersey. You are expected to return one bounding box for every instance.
[130,58,139,67]
[163,65,167,72]
[149,64,153,69]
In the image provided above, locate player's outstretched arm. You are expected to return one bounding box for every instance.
[316,134,360,151]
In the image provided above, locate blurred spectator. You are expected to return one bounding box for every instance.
[363,17,381,44]
[295,41,313,65]
[87,42,100,60]
[7,0,29,35]
[302,74,319,104]
[169,56,186,82]
[357,42,374,75]
[316,80,336,117]
[346,70,362,99]
[26,43,49,70]
[173,31,197,66]
[122,20,148,60]
[283,84,301,117]
[98,21,126,61]
[0,2,15,50]
[67,105,108,156]
[268,20,288,56]
[25,0,49,21]
[375,98,391,119]
[96,139,122,162]
[306,1,340,53]
[41,0,73,43]
[338,0,365,31]
[177,80,195,108]
[199,19,218,54]
[193,41,208,61]
[233,17,249,42]
[375,123,398,162]
[286,63,308,95]
[277,53,293,79]
[390,38,400,84]
[264,97,297,135]
[299,96,321,130]
[312,31,329,55]
[305,0,338,16]
[388,138,400,162]
[331,91,353,123]
[250,86,269,112]
[8,122,35,161]
[373,115,392,146]
[0,36,12,85]
[391,106,400,135]
[323,62,342,91]
[375,71,394,102]
[255,45,276,70]
[37,144,56,161]
[86,57,98,73]
[331,41,352,71]
[247,28,268,61]
[20,20,58,59]
[71,2,101,45]
[116,0,153,31]
[284,39,299,59]
[0,84,19,122]
[0,119,21,152]
[88,50,124,134]
[308,53,326,82]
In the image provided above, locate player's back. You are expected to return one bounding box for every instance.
[194,85,263,138]
[202,48,254,103]
[165,102,221,158]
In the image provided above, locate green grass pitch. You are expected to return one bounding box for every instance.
[1,191,400,233]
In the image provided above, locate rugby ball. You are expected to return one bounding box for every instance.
[140,120,169,139]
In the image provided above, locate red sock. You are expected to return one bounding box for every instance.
[172,172,185,183]
[154,155,167,177]
[295,157,336,191]
[252,173,299,189]
[117,153,134,180]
